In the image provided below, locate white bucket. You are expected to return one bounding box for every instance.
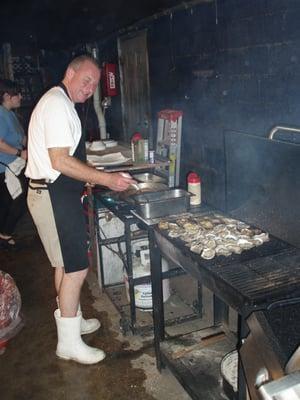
[124,256,170,311]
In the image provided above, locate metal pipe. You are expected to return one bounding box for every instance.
[92,47,107,140]
[268,125,300,140]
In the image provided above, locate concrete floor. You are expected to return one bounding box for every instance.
[0,213,191,400]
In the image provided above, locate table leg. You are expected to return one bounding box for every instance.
[124,219,136,332]
[237,314,249,400]
[149,229,165,371]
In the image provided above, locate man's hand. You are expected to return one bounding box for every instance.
[106,172,135,192]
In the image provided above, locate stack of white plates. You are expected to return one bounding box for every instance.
[104,140,118,148]
[89,140,106,151]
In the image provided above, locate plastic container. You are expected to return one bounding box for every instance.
[221,350,238,399]
[136,139,148,163]
[124,240,170,310]
[149,150,155,164]
[131,132,142,162]
[143,139,149,162]
[187,172,201,205]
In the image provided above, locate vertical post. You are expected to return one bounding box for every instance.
[237,314,249,400]
[213,294,228,326]
[2,43,14,80]
[196,282,203,318]
[94,202,105,290]
[149,228,165,371]
[124,219,136,332]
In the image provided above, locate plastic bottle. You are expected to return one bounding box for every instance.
[187,172,201,205]
[143,139,149,162]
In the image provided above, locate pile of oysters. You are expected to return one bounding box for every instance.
[158,213,269,260]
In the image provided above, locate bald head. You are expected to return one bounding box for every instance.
[62,55,101,103]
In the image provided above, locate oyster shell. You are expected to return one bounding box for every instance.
[200,220,214,229]
[203,239,217,249]
[190,243,204,254]
[237,238,254,250]
[168,229,183,238]
[215,245,232,256]
[201,248,216,260]
[158,221,169,230]
[253,232,269,243]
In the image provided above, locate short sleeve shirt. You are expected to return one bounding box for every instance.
[25,86,81,181]
[0,106,24,173]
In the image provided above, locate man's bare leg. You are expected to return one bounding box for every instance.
[55,267,100,334]
[59,269,88,317]
[54,266,64,294]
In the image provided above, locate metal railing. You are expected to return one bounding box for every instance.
[268,125,300,140]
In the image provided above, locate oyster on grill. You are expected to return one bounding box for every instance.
[215,245,232,256]
[158,221,169,230]
[237,238,254,250]
[200,220,214,229]
[190,243,204,254]
[158,212,269,262]
[201,248,216,260]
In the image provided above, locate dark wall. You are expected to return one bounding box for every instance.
[100,0,300,209]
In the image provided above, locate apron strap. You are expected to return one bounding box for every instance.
[58,82,72,101]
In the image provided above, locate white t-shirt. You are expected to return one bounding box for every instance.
[25,86,82,182]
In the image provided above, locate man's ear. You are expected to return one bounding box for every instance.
[65,67,75,81]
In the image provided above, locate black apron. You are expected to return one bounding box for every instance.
[48,83,89,272]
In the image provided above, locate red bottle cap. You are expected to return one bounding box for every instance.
[187,172,201,183]
[131,132,142,142]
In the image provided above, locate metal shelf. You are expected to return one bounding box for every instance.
[160,330,236,400]
[93,190,204,334]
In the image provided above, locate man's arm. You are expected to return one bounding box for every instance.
[48,147,133,191]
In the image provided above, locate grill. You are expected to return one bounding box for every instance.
[155,224,300,316]
[152,220,300,400]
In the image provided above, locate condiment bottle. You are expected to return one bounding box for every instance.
[131,132,142,162]
[187,172,201,205]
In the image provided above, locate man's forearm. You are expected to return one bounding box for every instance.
[49,149,110,186]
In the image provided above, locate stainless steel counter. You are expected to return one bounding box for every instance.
[87,142,169,173]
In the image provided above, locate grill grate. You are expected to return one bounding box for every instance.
[215,249,300,304]
[157,225,300,313]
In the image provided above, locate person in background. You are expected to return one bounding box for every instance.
[0,79,27,249]
[25,55,134,365]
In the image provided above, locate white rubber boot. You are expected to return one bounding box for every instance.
[56,297,101,335]
[54,309,106,364]
[78,304,101,335]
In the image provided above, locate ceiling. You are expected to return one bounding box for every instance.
[0,0,182,50]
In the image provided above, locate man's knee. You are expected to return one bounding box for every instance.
[64,268,88,284]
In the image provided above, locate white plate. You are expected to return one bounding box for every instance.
[87,152,131,166]
[104,140,118,148]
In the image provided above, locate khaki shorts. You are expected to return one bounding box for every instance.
[27,184,64,268]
